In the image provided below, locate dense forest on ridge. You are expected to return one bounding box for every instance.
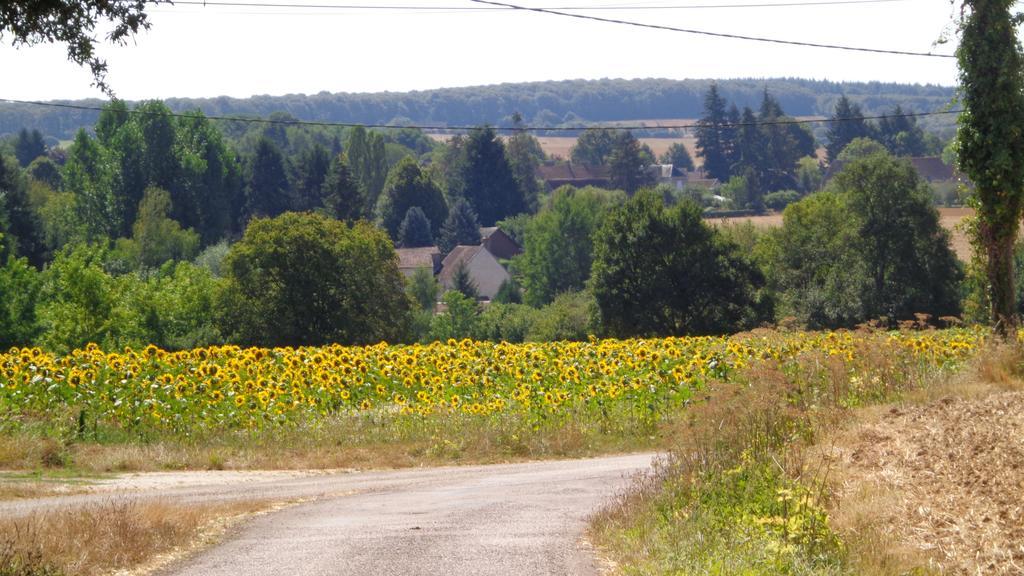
[0,77,956,141]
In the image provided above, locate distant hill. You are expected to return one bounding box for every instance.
[0,77,957,142]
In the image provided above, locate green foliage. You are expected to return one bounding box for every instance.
[346,126,388,215]
[290,143,331,212]
[244,137,290,220]
[505,121,545,211]
[475,302,535,343]
[0,153,46,265]
[407,266,439,311]
[216,212,411,347]
[377,157,448,239]
[26,156,62,190]
[764,190,801,211]
[63,129,117,240]
[762,152,962,328]
[720,175,752,210]
[519,186,622,307]
[428,290,480,341]
[0,253,41,348]
[451,262,479,300]
[956,0,1024,332]
[825,95,871,162]
[524,290,596,342]
[794,157,823,195]
[397,206,433,248]
[128,187,200,269]
[608,131,654,194]
[570,128,617,166]
[34,244,119,353]
[695,84,736,181]
[759,193,865,328]
[321,152,363,222]
[460,126,525,226]
[659,142,695,171]
[3,79,959,142]
[438,198,482,256]
[493,278,522,304]
[591,190,769,337]
[835,137,887,162]
[193,240,230,277]
[14,128,46,167]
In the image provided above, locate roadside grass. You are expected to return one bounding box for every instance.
[0,409,661,473]
[590,334,994,575]
[0,498,271,576]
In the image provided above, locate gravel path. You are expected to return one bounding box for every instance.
[2,453,655,576]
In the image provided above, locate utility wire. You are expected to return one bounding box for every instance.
[0,98,961,132]
[163,0,910,11]
[469,0,955,57]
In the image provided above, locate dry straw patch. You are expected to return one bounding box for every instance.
[0,498,271,576]
[822,345,1024,575]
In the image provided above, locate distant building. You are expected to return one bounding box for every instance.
[646,164,719,190]
[824,156,966,186]
[395,246,442,278]
[536,163,611,190]
[479,227,522,260]
[438,245,511,300]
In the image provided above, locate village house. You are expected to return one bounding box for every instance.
[438,245,511,301]
[395,246,442,278]
[479,227,522,260]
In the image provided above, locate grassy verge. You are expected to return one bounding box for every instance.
[0,409,661,473]
[0,498,272,576]
[590,334,988,575]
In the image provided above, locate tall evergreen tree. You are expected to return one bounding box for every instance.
[460,126,525,226]
[876,106,927,157]
[825,96,871,162]
[658,142,694,171]
[505,114,546,211]
[695,84,732,181]
[347,126,388,215]
[377,157,448,238]
[397,206,433,248]
[438,198,482,256]
[322,153,363,222]
[292,143,331,212]
[14,128,46,167]
[608,130,653,194]
[245,137,290,220]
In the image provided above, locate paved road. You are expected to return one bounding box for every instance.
[4,454,656,576]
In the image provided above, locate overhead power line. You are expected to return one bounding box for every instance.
[469,0,956,58]
[163,0,910,11]
[0,98,961,132]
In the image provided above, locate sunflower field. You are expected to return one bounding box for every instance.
[0,329,984,441]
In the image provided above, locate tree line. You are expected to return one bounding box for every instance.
[0,78,957,142]
[0,93,976,353]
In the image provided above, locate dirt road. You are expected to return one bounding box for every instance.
[2,453,655,576]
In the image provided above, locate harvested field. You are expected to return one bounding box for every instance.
[709,206,974,261]
[825,391,1024,575]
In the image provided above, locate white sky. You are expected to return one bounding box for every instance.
[1,0,963,102]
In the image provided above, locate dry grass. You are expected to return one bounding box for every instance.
[0,411,658,473]
[0,483,86,502]
[0,498,272,576]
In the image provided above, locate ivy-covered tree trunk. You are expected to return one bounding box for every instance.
[982,220,1019,334]
[956,0,1024,337]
